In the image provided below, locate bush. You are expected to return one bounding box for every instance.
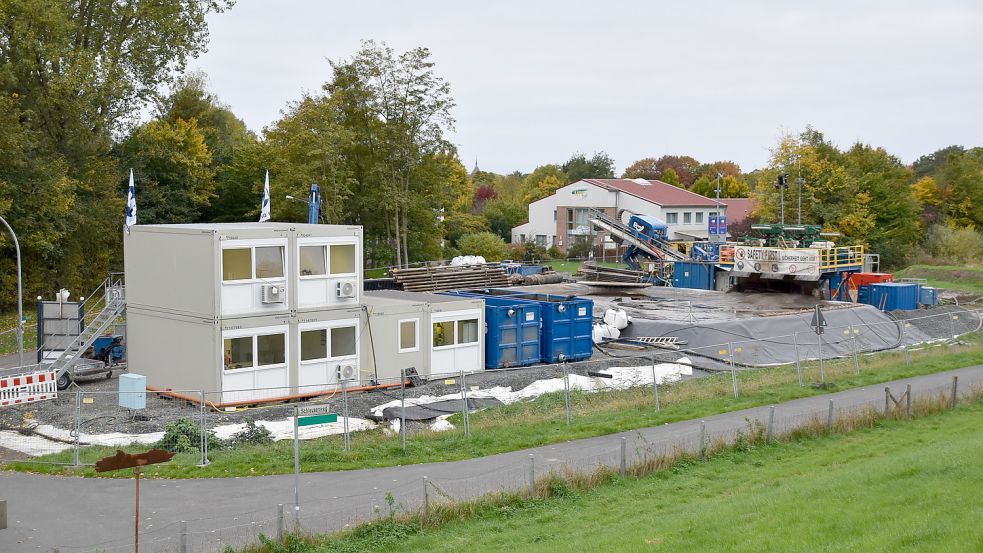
[547,245,563,260]
[507,241,549,262]
[917,225,983,265]
[457,232,509,262]
[227,419,274,448]
[155,418,225,454]
[566,236,593,259]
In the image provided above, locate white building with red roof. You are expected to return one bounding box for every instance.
[511,178,751,253]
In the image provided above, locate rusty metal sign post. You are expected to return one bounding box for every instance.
[95,449,176,553]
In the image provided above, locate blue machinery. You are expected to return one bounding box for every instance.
[588,210,687,272]
[308,183,322,225]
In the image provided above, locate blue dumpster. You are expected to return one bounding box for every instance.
[467,289,593,362]
[439,292,542,368]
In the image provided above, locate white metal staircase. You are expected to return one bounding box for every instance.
[49,275,126,386]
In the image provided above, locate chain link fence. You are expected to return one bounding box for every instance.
[0,308,981,552]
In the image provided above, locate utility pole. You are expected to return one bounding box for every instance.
[0,215,24,368]
[795,156,805,225]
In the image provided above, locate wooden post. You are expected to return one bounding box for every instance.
[179,521,187,553]
[134,466,141,553]
[905,384,912,418]
[528,455,536,496]
[0,499,6,530]
[826,400,834,433]
[793,332,803,386]
[620,437,627,477]
[728,343,738,398]
[422,477,429,520]
[884,387,891,415]
[951,376,958,410]
[766,406,775,442]
[276,504,284,542]
[699,421,706,460]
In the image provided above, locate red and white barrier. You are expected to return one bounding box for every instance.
[0,370,58,408]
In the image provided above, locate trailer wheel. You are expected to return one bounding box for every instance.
[106,370,114,379]
[56,373,73,390]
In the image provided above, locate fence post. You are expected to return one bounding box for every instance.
[563,362,572,425]
[650,354,661,411]
[341,379,350,451]
[620,436,627,477]
[73,388,81,467]
[901,320,910,367]
[852,333,860,375]
[179,521,187,553]
[400,369,407,451]
[199,391,209,466]
[728,342,738,399]
[422,476,429,520]
[276,504,284,542]
[528,454,536,496]
[793,332,803,386]
[951,376,958,410]
[818,335,825,383]
[460,369,470,437]
[826,399,834,433]
[884,387,891,416]
[949,312,957,340]
[905,384,912,418]
[766,405,775,442]
[699,420,706,460]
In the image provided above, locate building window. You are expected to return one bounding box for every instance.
[399,319,418,352]
[299,245,327,276]
[459,319,479,344]
[222,248,252,281]
[300,329,327,361]
[329,244,356,274]
[433,321,455,347]
[665,212,679,224]
[223,337,253,370]
[709,211,718,217]
[255,246,284,279]
[567,208,588,232]
[553,209,557,221]
[696,212,704,224]
[256,333,286,366]
[535,235,547,246]
[683,212,692,224]
[330,326,357,357]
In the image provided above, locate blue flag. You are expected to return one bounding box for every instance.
[124,169,137,232]
[259,170,271,222]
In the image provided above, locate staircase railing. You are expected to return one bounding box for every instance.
[47,274,126,380]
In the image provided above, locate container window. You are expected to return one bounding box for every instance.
[399,320,418,351]
[300,329,327,361]
[433,321,455,347]
[255,246,284,279]
[329,244,356,274]
[257,333,286,366]
[299,245,326,276]
[459,319,479,344]
[222,248,252,281]
[223,337,253,370]
[330,326,357,357]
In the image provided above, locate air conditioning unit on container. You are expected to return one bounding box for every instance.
[337,364,357,381]
[261,284,285,304]
[336,280,357,299]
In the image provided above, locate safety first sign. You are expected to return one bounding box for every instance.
[732,247,821,278]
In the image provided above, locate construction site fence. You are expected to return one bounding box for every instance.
[7,377,977,553]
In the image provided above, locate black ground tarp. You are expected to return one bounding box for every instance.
[380,397,504,421]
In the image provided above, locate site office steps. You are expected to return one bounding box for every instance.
[50,276,127,390]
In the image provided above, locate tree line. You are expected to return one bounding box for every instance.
[1,1,981,311]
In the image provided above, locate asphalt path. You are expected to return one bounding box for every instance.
[1,364,981,553]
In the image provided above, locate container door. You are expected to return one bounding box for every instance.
[297,319,359,392]
[431,310,482,375]
[221,325,289,403]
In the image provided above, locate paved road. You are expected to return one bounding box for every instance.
[2,365,980,553]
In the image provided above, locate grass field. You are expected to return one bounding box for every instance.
[248,400,983,553]
[895,264,983,294]
[8,333,983,478]
[0,311,36,357]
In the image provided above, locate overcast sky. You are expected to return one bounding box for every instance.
[189,0,983,175]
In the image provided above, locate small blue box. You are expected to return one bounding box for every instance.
[119,373,146,409]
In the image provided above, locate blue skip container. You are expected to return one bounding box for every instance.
[439,292,542,368]
[868,282,919,311]
[467,289,593,362]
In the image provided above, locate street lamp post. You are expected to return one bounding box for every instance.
[0,215,24,368]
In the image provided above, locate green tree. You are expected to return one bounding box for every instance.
[653,155,701,187]
[117,118,215,223]
[562,152,615,181]
[522,175,565,205]
[457,232,509,261]
[662,167,682,187]
[622,158,659,179]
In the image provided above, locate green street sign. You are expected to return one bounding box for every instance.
[298,413,338,427]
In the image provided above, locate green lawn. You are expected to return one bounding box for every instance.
[543,259,624,274]
[8,333,982,479]
[271,401,983,553]
[895,264,983,294]
[0,311,36,357]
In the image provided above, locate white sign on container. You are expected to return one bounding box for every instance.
[732,247,821,277]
